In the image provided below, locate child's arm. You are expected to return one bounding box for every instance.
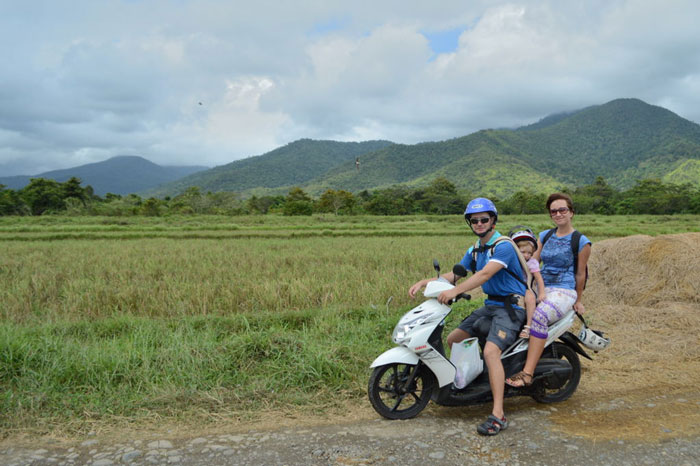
[534,271,546,302]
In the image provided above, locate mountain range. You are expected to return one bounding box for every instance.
[3,98,699,199]
[0,156,208,196]
[147,98,700,199]
[144,139,394,198]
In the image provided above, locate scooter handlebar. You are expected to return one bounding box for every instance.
[449,293,471,304]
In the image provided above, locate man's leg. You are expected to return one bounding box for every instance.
[483,341,505,418]
[476,306,522,435]
[446,328,471,348]
[448,305,490,350]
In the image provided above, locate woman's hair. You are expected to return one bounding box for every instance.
[545,192,574,212]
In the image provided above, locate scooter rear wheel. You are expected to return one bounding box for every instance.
[368,363,435,420]
[531,342,581,403]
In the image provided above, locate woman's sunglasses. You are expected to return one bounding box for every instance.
[468,217,491,225]
[549,207,570,216]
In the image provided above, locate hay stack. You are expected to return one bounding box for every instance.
[580,233,700,394]
[587,233,700,308]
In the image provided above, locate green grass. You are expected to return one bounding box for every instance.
[1,309,395,430]
[2,213,698,242]
[1,214,699,434]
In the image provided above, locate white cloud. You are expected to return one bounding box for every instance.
[1,0,700,176]
[197,76,290,158]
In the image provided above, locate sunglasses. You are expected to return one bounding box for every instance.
[550,207,570,216]
[468,217,491,225]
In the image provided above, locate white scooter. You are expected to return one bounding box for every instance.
[368,262,592,420]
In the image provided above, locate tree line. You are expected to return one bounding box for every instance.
[2,176,699,217]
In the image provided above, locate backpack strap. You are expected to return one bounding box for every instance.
[469,239,480,274]
[471,236,532,291]
[541,228,556,247]
[495,236,532,291]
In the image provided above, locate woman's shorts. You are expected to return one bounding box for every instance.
[530,287,577,339]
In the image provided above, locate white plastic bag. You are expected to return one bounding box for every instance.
[450,337,483,389]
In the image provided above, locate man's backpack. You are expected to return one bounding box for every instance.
[469,236,533,296]
[540,228,588,289]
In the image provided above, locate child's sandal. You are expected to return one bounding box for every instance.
[519,325,531,339]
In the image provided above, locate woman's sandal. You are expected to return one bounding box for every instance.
[477,414,508,436]
[505,371,533,388]
[519,325,531,339]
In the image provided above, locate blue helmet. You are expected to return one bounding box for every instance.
[464,197,498,223]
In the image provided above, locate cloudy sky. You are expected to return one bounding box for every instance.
[2,0,699,176]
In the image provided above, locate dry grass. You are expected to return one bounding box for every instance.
[550,233,700,440]
[585,233,700,388]
[588,233,700,307]
[3,222,700,443]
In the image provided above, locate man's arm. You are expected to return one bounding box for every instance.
[409,271,457,298]
[437,261,504,304]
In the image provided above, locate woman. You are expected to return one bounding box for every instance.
[506,192,591,387]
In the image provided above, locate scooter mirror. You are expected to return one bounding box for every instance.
[452,264,467,278]
[433,259,440,277]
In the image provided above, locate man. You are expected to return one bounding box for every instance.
[408,197,527,436]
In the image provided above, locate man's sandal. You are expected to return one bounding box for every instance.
[476,414,508,436]
[505,371,533,388]
[519,325,531,339]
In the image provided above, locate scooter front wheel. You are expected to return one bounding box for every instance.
[368,363,435,420]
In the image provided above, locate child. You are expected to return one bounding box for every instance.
[509,228,546,339]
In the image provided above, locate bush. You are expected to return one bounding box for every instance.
[283,200,313,216]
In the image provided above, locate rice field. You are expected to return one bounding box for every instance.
[1,214,699,435]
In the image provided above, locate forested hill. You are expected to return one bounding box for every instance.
[510,98,700,188]
[146,98,700,199]
[0,156,207,196]
[303,98,700,198]
[145,139,394,197]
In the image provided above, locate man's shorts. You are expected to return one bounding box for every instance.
[458,304,525,351]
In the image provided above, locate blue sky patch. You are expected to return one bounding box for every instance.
[309,16,350,37]
[423,26,466,60]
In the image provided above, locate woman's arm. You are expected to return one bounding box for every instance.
[533,238,543,262]
[534,270,546,303]
[573,243,591,314]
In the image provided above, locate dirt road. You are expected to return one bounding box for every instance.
[3,389,699,466]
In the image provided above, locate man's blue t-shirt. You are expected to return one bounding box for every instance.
[539,230,592,290]
[459,232,527,307]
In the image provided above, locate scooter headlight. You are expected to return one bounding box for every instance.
[392,315,428,343]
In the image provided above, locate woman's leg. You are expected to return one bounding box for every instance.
[521,334,546,377]
[507,288,576,386]
[529,287,577,340]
